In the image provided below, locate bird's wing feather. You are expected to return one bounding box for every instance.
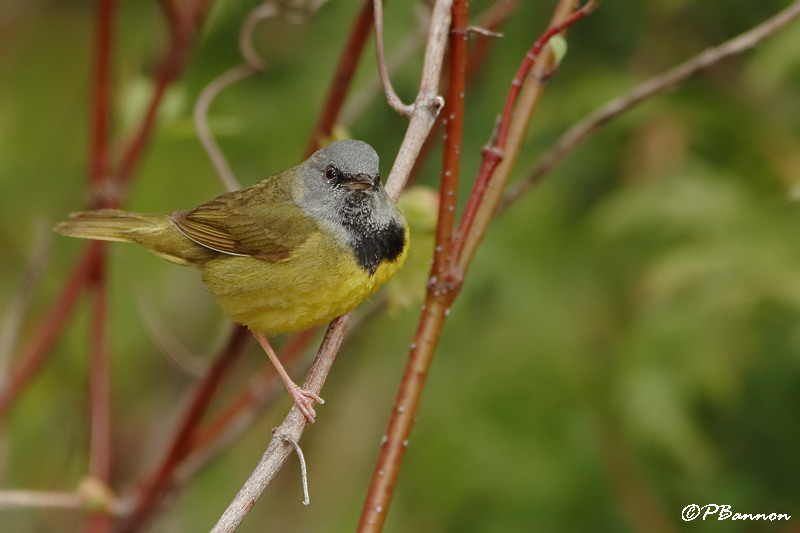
[170,178,317,262]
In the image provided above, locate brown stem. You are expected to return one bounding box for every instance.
[429,0,468,287]
[85,3,115,530]
[85,255,113,533]
[89,0,114,199]
[359,1,594,530]
[357,292,454,532]
[495,1,595,149]
[357,1,467,531]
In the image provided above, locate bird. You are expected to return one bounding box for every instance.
[54,139,409,423]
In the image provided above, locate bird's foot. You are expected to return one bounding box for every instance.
[287,382,324,424]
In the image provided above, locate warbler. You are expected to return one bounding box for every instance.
[55,139,409,422]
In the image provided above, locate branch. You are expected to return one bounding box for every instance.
[210,314,352,533]
[86,4,115,532]
[194,65,255,192]
[429,0,469,289]
[501,0,800,210]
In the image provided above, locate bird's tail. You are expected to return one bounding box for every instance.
[54,209,213,266]
[54,209,170,243]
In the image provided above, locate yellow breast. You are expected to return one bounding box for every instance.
[200,230,407,334]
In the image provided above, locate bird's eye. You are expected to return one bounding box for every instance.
[325,165,339,180]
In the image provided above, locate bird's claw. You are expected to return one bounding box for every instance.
[287,382,324,424]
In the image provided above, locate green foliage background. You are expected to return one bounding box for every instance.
[2,0,800,531]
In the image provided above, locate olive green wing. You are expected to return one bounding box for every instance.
[170,179,317,262]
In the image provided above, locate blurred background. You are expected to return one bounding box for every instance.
[2,0,800,531]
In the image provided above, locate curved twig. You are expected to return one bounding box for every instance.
[373,0,414,116]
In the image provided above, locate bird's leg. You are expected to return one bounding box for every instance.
[252,331,324,424]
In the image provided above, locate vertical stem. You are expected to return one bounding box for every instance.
[86,2,115,528]
[86,253,112,533]
[357,294,454,533]
[430,0,468,281]
[358,1,468,530]
[93,303,113,457]
[90,0,114,197]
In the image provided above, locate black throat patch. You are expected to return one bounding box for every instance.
[340,198,406,276]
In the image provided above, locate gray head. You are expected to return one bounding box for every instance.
[297,139,389,223]
[296,139,407,275]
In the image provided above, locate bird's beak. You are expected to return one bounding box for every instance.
[344,173,379,191]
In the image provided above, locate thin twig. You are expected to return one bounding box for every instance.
[194,65,256,192]
[340,4,430,130]
[0,490,84,510]
[496,0,596,149]
[240,3,279,70]
[89,0,114,202]
[501,0,800,210]
[373,0,414,116]
[210,313,352,533]
[383,0,450,200]
[279,434,310,505]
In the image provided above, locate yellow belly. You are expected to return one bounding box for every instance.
[200,231,405,334]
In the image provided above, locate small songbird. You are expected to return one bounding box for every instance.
[55,140,409,422]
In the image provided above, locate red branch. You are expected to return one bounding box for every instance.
[122,326,249,533]
[452,0,594,263]
[115,0,212,194]
[305,0,374,156]
[429,0,470,287]
[89,0,114,195]
[357,1,469,530]
[0,242,104,422]
[496,1,594,149]
[86,1,115,516]
[86,252,112,533]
